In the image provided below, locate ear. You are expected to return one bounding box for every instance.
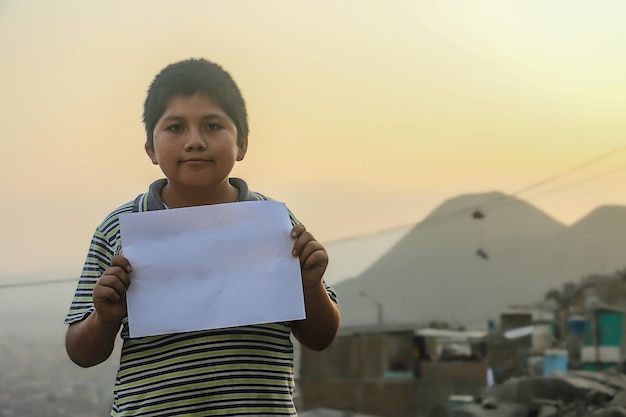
[145,142,158,165]
[236,136,248,161]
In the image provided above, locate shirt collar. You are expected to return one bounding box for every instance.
[143,178,253,211]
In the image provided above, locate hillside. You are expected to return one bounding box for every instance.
[323,225,413,286]
[333,192,626,328]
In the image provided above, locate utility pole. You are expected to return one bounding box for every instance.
[359,291,383,324]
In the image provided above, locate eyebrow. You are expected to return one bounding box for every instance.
[159,113,229,124]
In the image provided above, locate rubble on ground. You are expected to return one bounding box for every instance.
[451,369,626,417]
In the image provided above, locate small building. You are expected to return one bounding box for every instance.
[554,276,626,371]
[298,323,488,417]
[581,303,626,371]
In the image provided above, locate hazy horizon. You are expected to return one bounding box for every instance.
[0,189,624,286]
[3,0,626,280]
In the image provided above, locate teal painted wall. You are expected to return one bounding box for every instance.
[584,311,624,347]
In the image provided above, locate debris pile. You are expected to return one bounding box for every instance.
[451,369,626,417]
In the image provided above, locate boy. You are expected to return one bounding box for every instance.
[65,58,340,416]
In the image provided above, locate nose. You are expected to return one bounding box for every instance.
[184,128,207,151]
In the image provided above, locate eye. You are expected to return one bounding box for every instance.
[206,123,222,131]
[166,124,184,132]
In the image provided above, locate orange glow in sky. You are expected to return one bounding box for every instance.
[1,0,626,278]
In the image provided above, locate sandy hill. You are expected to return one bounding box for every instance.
[333,192,626,328]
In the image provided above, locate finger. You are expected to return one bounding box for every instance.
[290,223,306,239]
[111,255,132,273]
[301,247,329,270]
[296,239,328,268]
[302,248,328,269]
[94,281,127,303]
[297,238,324,260]
[292,230,315,256]
[102,265,131,290]
[98,273,129,297]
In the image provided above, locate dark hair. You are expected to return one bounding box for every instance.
[143,58,249,149]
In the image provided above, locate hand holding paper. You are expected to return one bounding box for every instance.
[119,201,305,338]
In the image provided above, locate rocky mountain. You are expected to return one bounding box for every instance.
[333,192,626,328]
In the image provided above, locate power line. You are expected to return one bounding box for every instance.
[326,144,626,244]
[525,163,626,200]
[457,163,626,227]
[429,145,626,224]
[508,145,626,198]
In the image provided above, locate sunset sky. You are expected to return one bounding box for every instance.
[1,0,626,280]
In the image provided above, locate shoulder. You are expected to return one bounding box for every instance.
[95,200,135,235]
[231,177,274,202]
[248,190,271,201]
[231,177,300,225]
[249,191,300,226]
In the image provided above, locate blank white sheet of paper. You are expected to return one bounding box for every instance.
[118,200,305,338]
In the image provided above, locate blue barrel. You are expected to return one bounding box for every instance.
[544,349,568,376]
[567,316,586,337]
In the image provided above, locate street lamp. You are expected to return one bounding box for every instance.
[359,290,383,324]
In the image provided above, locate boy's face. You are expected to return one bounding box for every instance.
[146,94,247,193]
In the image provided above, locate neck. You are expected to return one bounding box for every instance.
[160,180,239,208]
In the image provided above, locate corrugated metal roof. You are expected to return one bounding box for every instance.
[337,321,426,336]
[414,328,488,340]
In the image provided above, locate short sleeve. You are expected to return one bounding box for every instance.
[64,203,131,324]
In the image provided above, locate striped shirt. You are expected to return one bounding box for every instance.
[65,178,338,416]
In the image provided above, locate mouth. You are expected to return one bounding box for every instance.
[181,158,212,164]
